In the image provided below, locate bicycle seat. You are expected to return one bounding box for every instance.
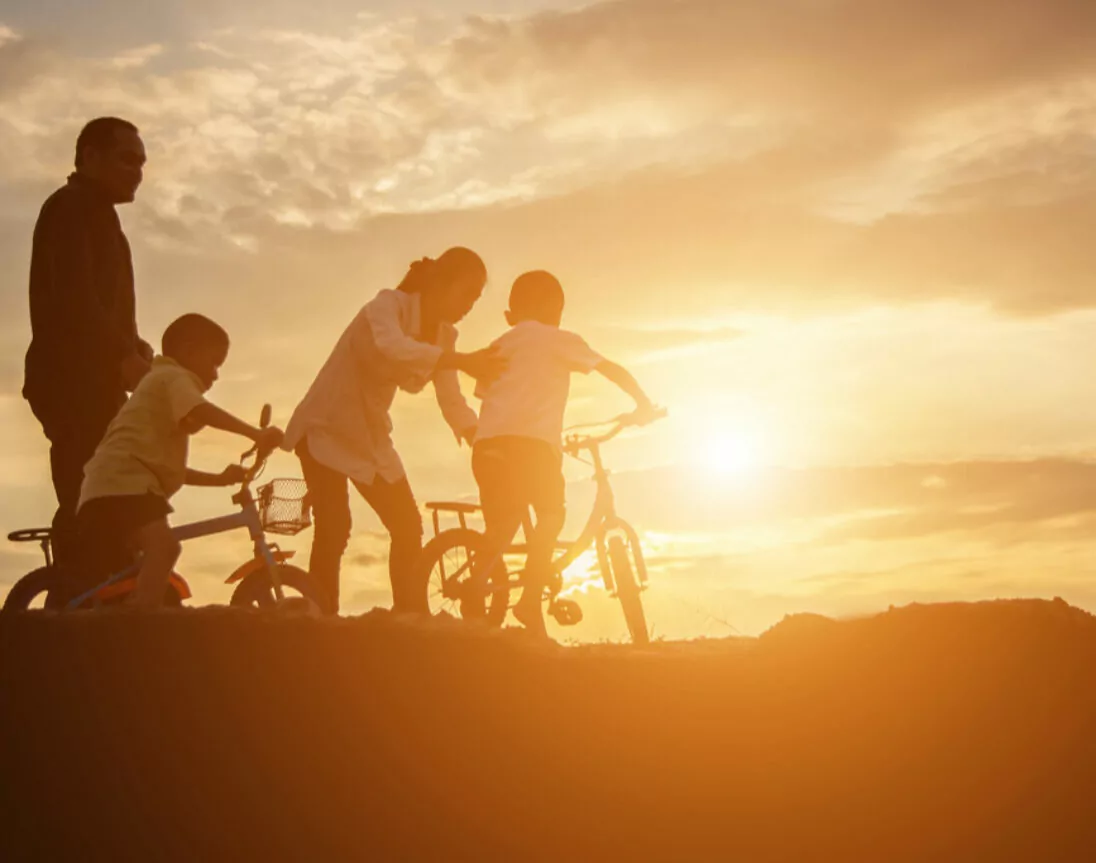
[8,528,52,543]
[424,501,481,515]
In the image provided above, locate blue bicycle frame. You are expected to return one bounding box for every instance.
[67,487,281,610]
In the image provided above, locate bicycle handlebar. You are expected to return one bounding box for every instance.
[562,407,667,456]
[238,403,275,489]
[239,443,275,485]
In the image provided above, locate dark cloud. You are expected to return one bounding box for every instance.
[323,162,1096,317]
[0,1,418,54]
[455,0,1096,121]
[0,32,56,97]
[80,156,1096,339]
[607,459,1096,542]
[1,0,1094,367]
[349,551,387,569]
[434,0,1096,315]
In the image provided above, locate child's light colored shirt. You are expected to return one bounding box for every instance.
[475,321,603,448]
[79,356,208,508]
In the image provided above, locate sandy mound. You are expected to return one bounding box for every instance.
[2,599,1094,862]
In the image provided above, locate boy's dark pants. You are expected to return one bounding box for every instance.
[27,386,125,605]
[297,438,425,615]
[472,437,566,612]
[76,494,172,598]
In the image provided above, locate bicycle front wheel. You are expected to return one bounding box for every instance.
[608,536,650,645]
[420,528,511,624]
[230,564,323,610]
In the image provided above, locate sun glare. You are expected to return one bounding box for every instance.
[696,430,767,480]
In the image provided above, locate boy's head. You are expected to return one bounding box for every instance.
[506,271,565,327]
[162,314,230,392]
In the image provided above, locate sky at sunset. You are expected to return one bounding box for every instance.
[2,0,1096,639]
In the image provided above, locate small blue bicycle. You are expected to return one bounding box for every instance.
[2,406,320,612]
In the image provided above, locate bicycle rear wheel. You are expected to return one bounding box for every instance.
[608,536,650,645]
[2,567,58,611]
[3,567,185,611]
[420,528,511,624]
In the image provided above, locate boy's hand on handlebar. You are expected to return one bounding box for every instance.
[218,464,248,486]
[627,401,665,426]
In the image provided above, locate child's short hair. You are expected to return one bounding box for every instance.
[510,271,564,325]
[161,314,230,358]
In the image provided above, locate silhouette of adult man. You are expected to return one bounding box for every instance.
[23,117,153,599]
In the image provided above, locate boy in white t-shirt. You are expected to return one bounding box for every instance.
[471,271,655,636]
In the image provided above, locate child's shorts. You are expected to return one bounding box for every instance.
[472,436,565,538]
[77,494,173,581]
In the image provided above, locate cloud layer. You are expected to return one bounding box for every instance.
[2,0,1096,637]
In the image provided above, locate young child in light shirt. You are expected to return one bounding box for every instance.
[471,271,655,636]
[77,314,284,608]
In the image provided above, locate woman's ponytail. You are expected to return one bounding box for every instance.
[399,257,438,294]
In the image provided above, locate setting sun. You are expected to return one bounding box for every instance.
[701,431,766,479]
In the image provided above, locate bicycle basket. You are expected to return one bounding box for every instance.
[257,479,312,536]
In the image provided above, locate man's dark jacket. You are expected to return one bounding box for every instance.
[23,173,138,414]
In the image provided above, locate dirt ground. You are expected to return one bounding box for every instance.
[2,598,1095,862]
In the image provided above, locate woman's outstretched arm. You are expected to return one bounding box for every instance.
[434,325,479,445]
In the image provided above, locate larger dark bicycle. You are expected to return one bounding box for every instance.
[420,409,666,644]
[2,406,318,611]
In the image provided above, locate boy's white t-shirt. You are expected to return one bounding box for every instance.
[474,321,603,448]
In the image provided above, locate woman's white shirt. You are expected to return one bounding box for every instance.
[283,289,477,484]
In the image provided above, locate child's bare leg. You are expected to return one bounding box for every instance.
[129,518,181,609]
[514,561,549,634]
[513,510,562,637]
[470,513,522,618]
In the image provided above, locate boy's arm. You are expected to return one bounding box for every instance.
[594,359,655,411]
[182,402,284,450]
[185,466,246,487]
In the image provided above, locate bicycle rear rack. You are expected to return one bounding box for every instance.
[425,501,481,536]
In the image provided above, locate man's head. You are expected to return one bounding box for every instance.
[162,314,230,392]
[74,117,145,204]
[507,271,565,327]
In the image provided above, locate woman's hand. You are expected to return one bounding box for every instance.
[459,424,477,447]
[453,347,506,382]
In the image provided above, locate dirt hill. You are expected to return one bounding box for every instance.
[2,599,1095,862]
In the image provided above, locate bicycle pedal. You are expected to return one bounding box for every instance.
[549,599,583,626]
